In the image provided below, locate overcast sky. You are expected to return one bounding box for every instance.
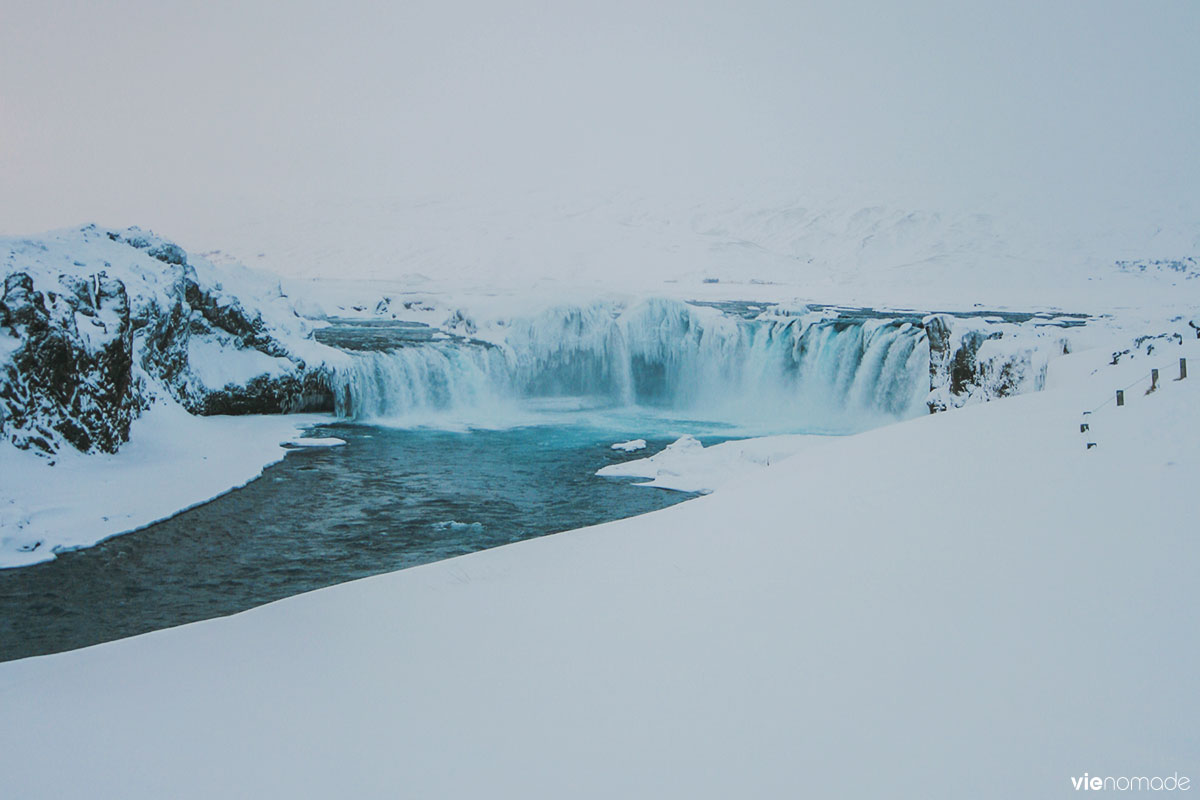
[1,0,1197,268]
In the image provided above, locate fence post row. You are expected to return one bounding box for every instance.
[1090,360,1186,448]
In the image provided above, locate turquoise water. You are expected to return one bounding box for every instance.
[0,420,732,661]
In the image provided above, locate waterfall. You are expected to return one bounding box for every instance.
[330,299,931,431]
[332,344,514,419]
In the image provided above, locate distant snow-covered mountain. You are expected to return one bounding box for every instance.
[170,191,1200,311]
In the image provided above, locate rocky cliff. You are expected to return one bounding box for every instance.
[924,312,1074,413]
[0,226,336,457]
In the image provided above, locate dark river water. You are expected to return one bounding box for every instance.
[0,423,705,662]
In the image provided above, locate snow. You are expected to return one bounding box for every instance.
[598,433,833,494]
[1,338,1196,798]
[283,436,346,448]
[0,225,340,371]
[610,438,646,452]
[0,402,330,568]
[185,337,292,390]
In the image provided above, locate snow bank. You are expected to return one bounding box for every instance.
[598,433,831,493]
[4,339,1194,797]
[0,403,330,568]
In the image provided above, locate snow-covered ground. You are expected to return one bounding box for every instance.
[2,338,1195,798]
[0,403,328,568]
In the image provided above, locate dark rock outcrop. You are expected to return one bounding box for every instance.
[197,372,334,416]
[137,257,316,414]
[0,272,140,454]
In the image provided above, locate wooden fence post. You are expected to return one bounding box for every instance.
[1181,358,1188,380]
[1116,390,1124,407]
[1148,368,1159,394]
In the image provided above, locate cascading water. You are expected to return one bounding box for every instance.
[332,344,513,420]
[329,299,931,432]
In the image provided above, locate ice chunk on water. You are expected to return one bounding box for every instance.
[611,439,647,452]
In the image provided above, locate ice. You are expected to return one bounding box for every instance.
[283,437,347,448]
[610,439,646,452]
[431,521,484,533]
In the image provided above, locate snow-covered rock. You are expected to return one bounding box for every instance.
[0,225,340,456]
[0,269,138,453]
[924,312,1070,412]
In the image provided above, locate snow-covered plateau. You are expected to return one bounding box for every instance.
[1,215,1198,797]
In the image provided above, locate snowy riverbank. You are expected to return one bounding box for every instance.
[0,404,329,568]
[2,339,1196,798]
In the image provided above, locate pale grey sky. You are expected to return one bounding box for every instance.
[2,0,1197,264]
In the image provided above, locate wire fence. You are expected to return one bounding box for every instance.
[1083,371,1154,415]
[1081,357,1187,448]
